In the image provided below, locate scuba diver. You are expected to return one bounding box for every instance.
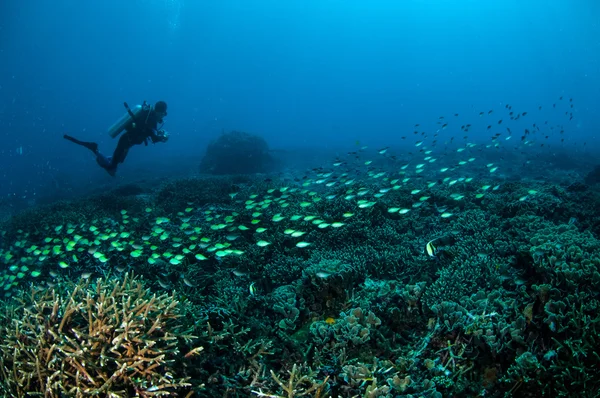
[64,100,170,176]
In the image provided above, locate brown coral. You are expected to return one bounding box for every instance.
[0,273,200,397]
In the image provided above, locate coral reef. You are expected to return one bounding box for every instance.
[584,164,600,185]
[199,130,280,175]
[1,165,599,396]
[0,273,200,397]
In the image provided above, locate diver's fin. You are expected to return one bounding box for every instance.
[64,134,98,154]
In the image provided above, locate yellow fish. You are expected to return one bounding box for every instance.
[426,240,437,257]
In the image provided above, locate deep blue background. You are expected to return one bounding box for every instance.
[0,0,598,203]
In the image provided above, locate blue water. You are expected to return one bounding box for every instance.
[0,0,598,207]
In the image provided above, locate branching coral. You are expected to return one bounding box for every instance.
[251,363,329,398]
[0,273,200,397]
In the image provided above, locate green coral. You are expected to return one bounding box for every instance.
[310,307,382,363]
[272,285,302,331]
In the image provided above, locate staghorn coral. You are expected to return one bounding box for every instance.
[0,273,200,397]
[251,363,330,397]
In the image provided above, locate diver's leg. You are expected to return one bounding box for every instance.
[95,152,116,176]
[111,134,131,165]
[96,134,130,176]
[63,134,98,154]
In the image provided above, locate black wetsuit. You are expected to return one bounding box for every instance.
[111,108,165,166]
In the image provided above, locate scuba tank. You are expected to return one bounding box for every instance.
[107,102,148,138]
